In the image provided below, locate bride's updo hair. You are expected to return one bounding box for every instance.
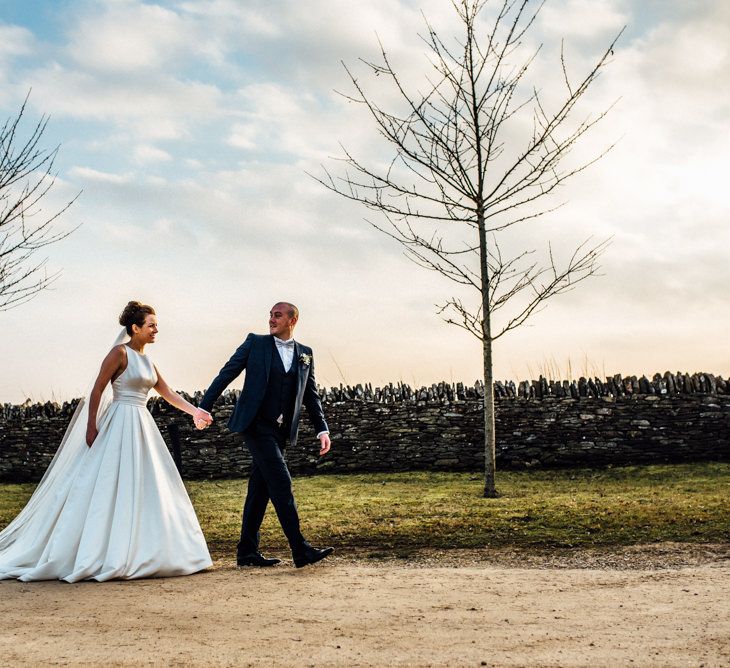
[119,301,155,336]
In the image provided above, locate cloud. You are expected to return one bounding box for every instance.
[227,83,341,160]
[0,23,36,59]
[227,123,257,150]
[179,0,281,38]
[176,0,449,90]
[0,23,37,102]
[630,5,730,124]
[133,144,172,164]
[68,166,133,184]
[66,3,192,73]
[22,62,224,139]
[538,0,628,40]
[6,2,231,143]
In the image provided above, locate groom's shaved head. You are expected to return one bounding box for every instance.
[269,302,299,339]
[274,302,299,319]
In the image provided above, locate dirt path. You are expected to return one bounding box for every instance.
[1,551,729,667]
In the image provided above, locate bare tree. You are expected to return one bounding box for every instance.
[1,94,78,311]
[314,0,622,496]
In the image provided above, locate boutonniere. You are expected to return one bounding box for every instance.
[299,353,311,367]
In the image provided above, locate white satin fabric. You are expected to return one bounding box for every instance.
[0,345,212,582]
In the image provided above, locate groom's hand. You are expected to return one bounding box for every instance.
[319,433,331,456]
[193,407,213,430]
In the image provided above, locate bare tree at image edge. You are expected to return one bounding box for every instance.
[1,93,79,311]
[314,0,623,497]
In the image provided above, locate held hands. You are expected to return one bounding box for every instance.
[319,432,331,456]
[192,407,213,430]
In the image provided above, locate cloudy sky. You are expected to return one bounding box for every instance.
[0,0,728,404]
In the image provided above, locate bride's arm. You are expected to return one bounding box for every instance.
[153,367,198,417]
[87,345,126,446]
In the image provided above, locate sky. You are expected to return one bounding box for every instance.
[0,0,728,404]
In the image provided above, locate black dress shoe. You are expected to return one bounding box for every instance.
[236,552,281,567]
[293,544,335,568]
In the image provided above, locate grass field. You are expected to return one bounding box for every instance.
[1,463,728,559]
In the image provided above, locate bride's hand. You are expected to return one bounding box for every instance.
[193,407,213,430]
[86,425,98,447]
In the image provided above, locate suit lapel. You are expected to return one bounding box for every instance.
[294,341,305,394]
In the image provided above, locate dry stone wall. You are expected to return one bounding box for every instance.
[1,371,729,482]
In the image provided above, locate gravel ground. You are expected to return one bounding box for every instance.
[1,543,728,667]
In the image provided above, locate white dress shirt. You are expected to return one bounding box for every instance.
[273,336,295,371]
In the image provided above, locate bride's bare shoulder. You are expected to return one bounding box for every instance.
[106,345,128,382]
[103,344,127,365]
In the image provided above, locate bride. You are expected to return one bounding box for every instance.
[0,301,213,582]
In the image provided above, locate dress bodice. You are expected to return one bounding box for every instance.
[112,346,158,407]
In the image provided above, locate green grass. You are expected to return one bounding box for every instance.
[1,463,728,559]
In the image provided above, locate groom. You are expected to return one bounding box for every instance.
[193,302,334,568]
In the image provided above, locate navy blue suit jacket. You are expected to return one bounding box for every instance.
[199,334,328,447]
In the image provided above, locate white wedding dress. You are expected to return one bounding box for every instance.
[0,344,212,582]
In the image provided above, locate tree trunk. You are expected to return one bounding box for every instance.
[482,316,498,498]
[478,209,498,498]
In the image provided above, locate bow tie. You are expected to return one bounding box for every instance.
[274,338,295,349]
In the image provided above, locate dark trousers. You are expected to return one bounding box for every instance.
[238,422,306,558]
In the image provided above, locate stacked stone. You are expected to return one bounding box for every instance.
[2,372,729,482]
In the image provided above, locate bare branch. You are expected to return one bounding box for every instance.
[314,0,621,496]
[0,92,79,311]
[492,237,612,339]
